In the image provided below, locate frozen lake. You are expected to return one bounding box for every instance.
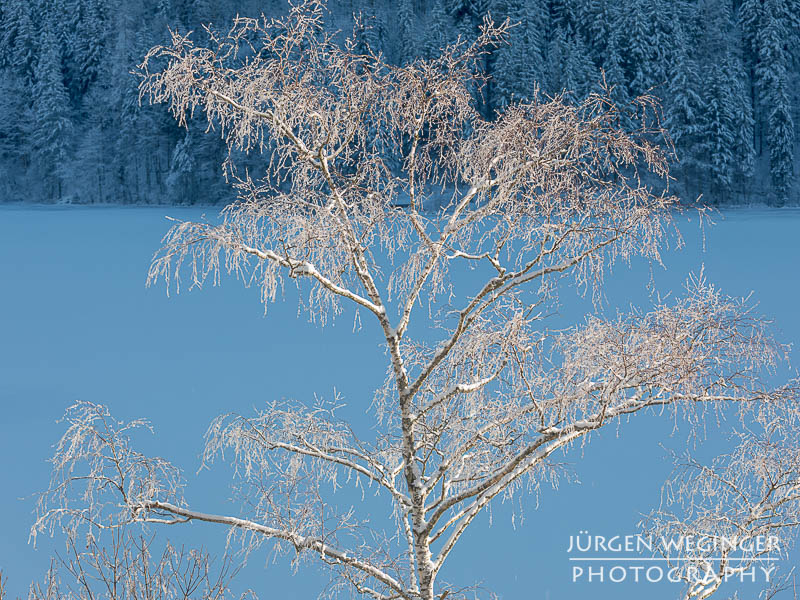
[1,205,799,599]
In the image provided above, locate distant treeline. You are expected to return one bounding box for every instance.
[0,0,797,205]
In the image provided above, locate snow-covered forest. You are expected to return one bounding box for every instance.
[0,0,797,206]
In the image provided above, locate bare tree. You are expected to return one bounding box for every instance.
[643,401,800,599]
[27,527,244,600]
[32,2,800,599]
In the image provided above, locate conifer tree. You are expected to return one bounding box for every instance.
[493,0,547,107]
[738,0,763,59]
[699,61,737,194]
[397,0,417,64]
[648,0,674,89]
[31,23,73,199]
[756,0,795,205]
[569,28,598,98]
[575,0,610,59]
[425,0,451,59]
[55,0,81,93]
[525,0,549,63]
[0,73,28,171]
[166,130,197,203]
[353,7,382,57]
[545,26,568,95]
[492,21,521,108]
[1,0,38,84]
[549,0,574,29]
[767,81,794,205]
[602,29,629,109]
[664,21,704,181]
[446,0,470,17]
[545,24,596,101]
[73,0,109,94]
[619,0,652,96]
[727,54,756,183]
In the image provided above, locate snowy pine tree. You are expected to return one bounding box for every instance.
[767,81,794,205]
[0,72,28,181]
[353,7,382,57]
[727,54,756,184]
[566,27,598,99]
[54,0,81,95]
[664,21,704,183]
[648,0,675,88]
[545,26,568,95]
[549,0,575,30]
[602,29,629,108]
[166,130,197,203]
[699,59,739,194]
[31,23,73,199]
[756,0,795,205]
[706,49,756,198]
[619,0,652,96]
[425,0,451,59]
[1,0,38,84]
[397,0,417,64]
[73,0,109,94]
[493,0,548,107]
[738,0,764,59]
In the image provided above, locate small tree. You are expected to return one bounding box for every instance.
[27,528,242,600]
[33,2,800,599]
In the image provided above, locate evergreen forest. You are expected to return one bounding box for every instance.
[0,0,797,205]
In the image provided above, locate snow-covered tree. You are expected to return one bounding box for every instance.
[564,27,598,99]
[53,0,81,92]
[664,21,704,185]
[766,80,794,205]
[647,0,675,88]
[445,0,473,21]
[756,0,795,205]
[523,0,549,58]
[728,54,756,184]
[685,0,758,200]
[549,0,575,29]
[545,25,597,100]
[0,72,28,177]
[32,4,800,600]
[72,0,109,94]
[31,23,73,199]
[353,6,383,57]
[699,60,738,192]
[573,0,610,54]
[493,0,547,107]
[424,0,451,59]
[619,0,652,96]
[0,0,38,84]
[545,25,568,94]
[165,130,197,203]
[738,0,764,59]
[397,0,417,64]
[601,29,629,108]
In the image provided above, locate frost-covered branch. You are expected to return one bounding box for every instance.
[643,400,800,599]
[136,502,409,599]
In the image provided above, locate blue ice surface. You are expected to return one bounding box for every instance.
[1,205,799,600]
